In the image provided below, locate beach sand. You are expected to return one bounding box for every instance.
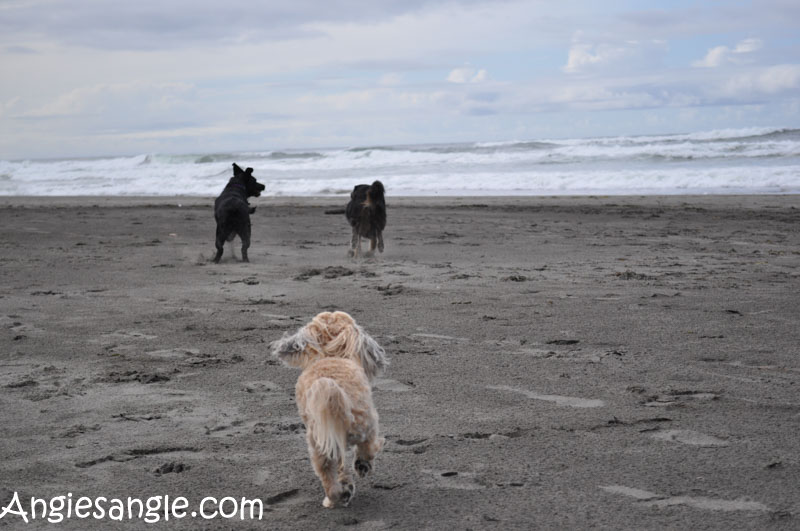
[1,195,799,529]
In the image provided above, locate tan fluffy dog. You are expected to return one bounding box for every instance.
[271,311,387,508]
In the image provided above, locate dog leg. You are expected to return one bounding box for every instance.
[349,227,358,257]
[240,223,251,263]
[355,436,384,478]
[308,434,348,508]
[355,233,363,259]
[377,232,384,253]
[213,227,225,263]
[336,461,355,508]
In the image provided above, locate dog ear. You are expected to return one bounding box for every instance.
[270,327,311,367]
[356,325,388,380]
[232,163,244,176]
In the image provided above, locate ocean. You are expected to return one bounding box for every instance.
[1,127,799,196]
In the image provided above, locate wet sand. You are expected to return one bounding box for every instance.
[1,195,799,529]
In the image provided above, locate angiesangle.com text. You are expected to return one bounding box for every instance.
[1,491,265,524]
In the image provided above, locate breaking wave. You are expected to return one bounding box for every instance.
[1,127,798,196]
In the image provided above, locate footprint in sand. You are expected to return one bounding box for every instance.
[423,469,485,491]
[600,485,769,512]
[92,330,157,346]
[643,390,720,407]
[7,320,45,339]
[144,348,201,360]
[411,333,469,342]
[488,385,605,408]
[243,380,283,394]
[373,378,413,392]
[650,429,729,447]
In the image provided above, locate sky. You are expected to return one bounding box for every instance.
[1,0,799,159]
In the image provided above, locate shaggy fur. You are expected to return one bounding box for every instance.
[345,181,386,258]
[272,311,387,508]
[213,163,266,263]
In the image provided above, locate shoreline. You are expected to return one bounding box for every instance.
[1,193,798,209]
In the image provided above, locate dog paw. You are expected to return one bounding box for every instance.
[323,496,333,508]
[339,481,355,507]
[355,458,372,477]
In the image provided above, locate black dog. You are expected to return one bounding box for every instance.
[345,181,386,257]
[213,163,266,263]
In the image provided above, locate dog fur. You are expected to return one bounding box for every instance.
[213,163,266,263]
[345,181,386,258]
[271,311,387,508]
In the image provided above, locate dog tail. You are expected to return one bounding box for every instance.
[306,377,353,462]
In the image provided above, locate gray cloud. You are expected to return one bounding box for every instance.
[0,0,491,50]
[465,106,497,116]
[4,45,39,54]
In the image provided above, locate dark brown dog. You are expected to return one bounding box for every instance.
[345,181,385,257]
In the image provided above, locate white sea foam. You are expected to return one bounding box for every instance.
[1,127,798,196]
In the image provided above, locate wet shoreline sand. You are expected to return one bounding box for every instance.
[1,195,799,528]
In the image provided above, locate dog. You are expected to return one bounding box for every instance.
[345,181,386,258]
[213,163,265,263]
[271,311,387,508]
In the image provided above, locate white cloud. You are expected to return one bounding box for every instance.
[734,38,763,53]
[471,69,488,83]
[447,67,487,83]
[693,38,763,68]
[693,46,729,68]
[722,64,800,97]
[379,73,403,86]
[562,37,667,74]
[22,82,195,118]
[548,83,663,111]
[0,97,20,119]
[563,43,626,73]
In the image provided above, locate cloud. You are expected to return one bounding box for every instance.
[563,43,628,73]
[447,67,488,83]
[378,73,403,86]
[692,38,763,68]
[562,37,667,74]
[721,64,800,97]
[22,82,194,118]
[0,97,20,119]
[734,38,763,54]
[466,106,496,116]
[4,45,38,54]
[0,0,492,51]
[547,83,663,111]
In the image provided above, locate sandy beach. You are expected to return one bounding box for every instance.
[1,195,799,529]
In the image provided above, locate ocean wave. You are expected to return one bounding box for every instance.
[268,151,324,160]
[1,127,798,196]
[194,154,238,164]
[677,126,797,143]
